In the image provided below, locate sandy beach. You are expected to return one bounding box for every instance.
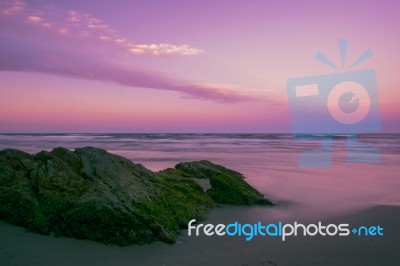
[1,204,399,266]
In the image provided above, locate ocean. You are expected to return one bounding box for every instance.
[1,133,400,265]
[1,133,399,220]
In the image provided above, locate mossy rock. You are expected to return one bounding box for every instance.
[0,147,272,246]
[174,160,273,206]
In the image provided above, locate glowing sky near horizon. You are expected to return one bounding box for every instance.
[0,0,399,133]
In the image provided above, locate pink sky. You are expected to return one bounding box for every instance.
[0,0,399,132]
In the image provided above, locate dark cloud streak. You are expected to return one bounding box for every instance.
[0,41,260,103]
[0,0,263,103]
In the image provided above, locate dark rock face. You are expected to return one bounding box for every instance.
[0,147,272,246]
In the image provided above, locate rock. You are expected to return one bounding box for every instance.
[174,160,273,205]
[0,147,272,246]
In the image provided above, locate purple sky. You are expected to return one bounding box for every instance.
[1,0,399,132]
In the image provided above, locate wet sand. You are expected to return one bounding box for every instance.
[1,204,399,266]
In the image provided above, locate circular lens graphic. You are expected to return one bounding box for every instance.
[327,81,370,124]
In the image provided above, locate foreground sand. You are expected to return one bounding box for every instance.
[1,205,399,266]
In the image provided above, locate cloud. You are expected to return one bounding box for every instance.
[0,0,259,103]
[1,0,202,56]
[0,41,256,103]
[2,1,202,57]
[130,44,202,56]
[1,0,24,15]
[26,15,41,22]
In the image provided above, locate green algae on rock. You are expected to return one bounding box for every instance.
[0,147,272,246]
[170,160,272,205]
